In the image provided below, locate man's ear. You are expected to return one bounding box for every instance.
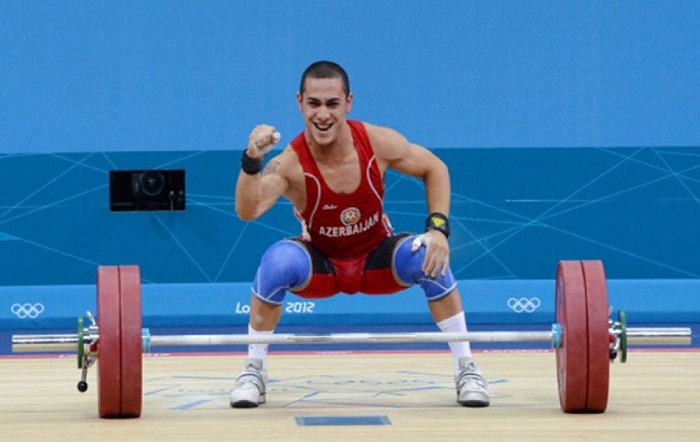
[345,92,354,114]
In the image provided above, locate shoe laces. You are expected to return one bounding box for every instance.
[236,361,266,390]
[456,363,488,391]
[236,372,265,393]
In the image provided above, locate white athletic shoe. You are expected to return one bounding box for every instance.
[455,357,490,407]
[230,358,267,408]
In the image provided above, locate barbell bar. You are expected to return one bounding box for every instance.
[12,327,691,353]
[9,261,694,418]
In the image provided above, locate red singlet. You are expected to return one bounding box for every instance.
[291,120,391,260]
[290,121,397,295]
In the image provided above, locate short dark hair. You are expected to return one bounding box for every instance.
[299,61,350,96]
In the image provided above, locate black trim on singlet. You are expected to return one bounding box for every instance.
[286,237,335,275]
[287,232,411,274]
[364,232,411,270]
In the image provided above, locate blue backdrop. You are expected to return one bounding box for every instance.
[1,2,699,329]
[2,1,699,152]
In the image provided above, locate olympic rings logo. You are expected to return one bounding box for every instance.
[507,297,541,314]
[10,303,45,319]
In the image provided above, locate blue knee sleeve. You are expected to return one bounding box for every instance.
[393,235,457,301]
[252,240,311,305]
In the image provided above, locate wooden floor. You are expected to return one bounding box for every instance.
[1,350,698,441]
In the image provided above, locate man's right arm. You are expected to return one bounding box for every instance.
[235,125,289,221]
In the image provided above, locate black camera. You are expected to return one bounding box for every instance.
[110,169,185,212]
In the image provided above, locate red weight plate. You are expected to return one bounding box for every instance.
[119,265,143,418]
[582,260,610,412]
[97,266,122,418]
[555,261,588,412]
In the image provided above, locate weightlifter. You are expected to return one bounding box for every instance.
[231,61,489,408]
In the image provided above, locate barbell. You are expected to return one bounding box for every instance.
[11,260,692,418]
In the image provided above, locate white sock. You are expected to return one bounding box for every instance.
[436,311,473,373]
[247,324,274,370]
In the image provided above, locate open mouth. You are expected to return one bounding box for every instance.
[313,123,333,132]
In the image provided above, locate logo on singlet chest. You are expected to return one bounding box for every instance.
[341,207,360,225]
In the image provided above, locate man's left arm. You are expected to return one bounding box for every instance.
[367,123,453,278]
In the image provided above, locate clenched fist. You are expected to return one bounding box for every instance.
[247,125,281,159]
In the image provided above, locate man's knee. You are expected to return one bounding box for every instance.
[252,240,311,304]
[393,235,457,301]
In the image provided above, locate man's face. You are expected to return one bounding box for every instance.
[297,77,353,146]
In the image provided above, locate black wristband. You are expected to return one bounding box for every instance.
[241,150,263,175]
[425,212,450,238]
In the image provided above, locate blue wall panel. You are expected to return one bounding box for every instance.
[3,147,699,286]
[2,147,699,329]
